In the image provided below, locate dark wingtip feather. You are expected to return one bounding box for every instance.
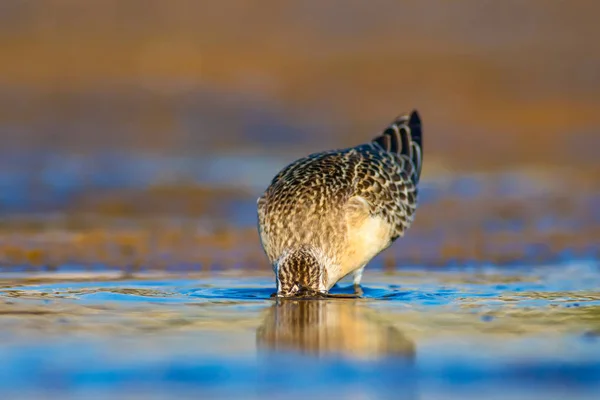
[372,109,424,183]
[409,110,421,126]
[408,110,423,154]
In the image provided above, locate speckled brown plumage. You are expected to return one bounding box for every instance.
[257,111,423,296]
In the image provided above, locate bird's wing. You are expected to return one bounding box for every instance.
[347,111,423,241]
[372,110,423,185]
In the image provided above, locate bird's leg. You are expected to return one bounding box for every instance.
[353,285,364,296]
[352,267,365,296]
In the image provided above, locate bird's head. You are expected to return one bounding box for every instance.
[275,247,328,297]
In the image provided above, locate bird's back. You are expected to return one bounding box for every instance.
[258,111,423,286]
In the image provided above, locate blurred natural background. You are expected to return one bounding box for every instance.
[0,0,599,272]
[1,3,600,399]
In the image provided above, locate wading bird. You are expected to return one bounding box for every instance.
[257,111,423,297]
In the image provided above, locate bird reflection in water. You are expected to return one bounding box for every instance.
[256,298,415,361]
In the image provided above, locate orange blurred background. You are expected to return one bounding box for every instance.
[1,0,598,170]
[0,1,599,270]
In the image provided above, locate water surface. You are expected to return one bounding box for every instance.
[1,262,599,400]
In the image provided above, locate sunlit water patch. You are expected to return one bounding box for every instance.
[0,262,599,399]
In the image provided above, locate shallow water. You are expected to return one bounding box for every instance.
[1,262,599,400]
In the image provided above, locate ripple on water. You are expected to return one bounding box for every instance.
[185,287,274,300]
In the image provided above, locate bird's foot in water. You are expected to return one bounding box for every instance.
[353,284,364,297]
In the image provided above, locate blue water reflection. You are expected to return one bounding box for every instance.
[1,263,599,399]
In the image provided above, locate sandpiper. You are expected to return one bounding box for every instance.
[257,111,423,297]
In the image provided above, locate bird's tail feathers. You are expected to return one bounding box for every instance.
[372,110,423,183]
